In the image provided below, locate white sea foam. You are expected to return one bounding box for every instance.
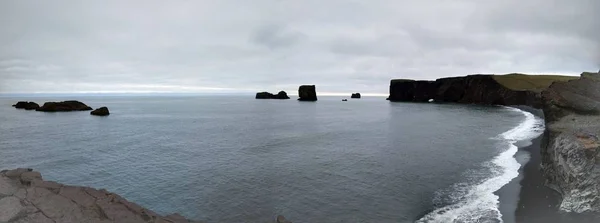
[416,107,545,223]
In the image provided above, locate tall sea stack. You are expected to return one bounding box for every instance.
[298,85,317,101]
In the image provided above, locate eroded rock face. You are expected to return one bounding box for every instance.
[387,75,541,108]
[36,100,93,112]
[256,91,290,99]
[540,72,600,213]
[91,107,110,116]
[298,85,317,101]
[351,93,361,99]
[0,168,203,223]
[12,101,40,110]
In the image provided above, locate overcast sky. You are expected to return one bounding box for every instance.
[1,0,598,95]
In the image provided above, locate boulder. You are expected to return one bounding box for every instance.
[256,91,290,99]
[351,93,361,99]
[91,107,110,116]
[12,101,40,110]
[36,100,93,112]
[298,85,317,101]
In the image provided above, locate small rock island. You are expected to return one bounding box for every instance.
[298,85,317,101]
[255,91,290,99]
[351,93,361,99]
[12,101,40,110]
[36,100,93,112]
[91,107,110,116]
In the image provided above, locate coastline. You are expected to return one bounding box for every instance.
[496,107,600,223]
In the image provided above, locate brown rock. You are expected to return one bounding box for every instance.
[12,101,40,110]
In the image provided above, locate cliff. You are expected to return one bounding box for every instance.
[0,168,201,223]
[298,85,317,101]
[387,74,576,108]
[540,72,600,213]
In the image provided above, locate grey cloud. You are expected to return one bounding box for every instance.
[0,0,598,94]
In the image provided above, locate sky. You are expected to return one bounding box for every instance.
[0,0,598,95]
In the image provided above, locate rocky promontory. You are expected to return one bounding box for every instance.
[298,85,317,101]
[540,71,600,213]
[386,74,573,108]
[256,91,290,99]
[12,101,40,110]
[36,101,93,112]
[0,168,201,223]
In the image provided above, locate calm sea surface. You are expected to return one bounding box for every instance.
[0,95,532,222]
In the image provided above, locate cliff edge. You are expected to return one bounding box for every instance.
[0,168,201,223]
[540,72,600,213]
[388,74,576,108]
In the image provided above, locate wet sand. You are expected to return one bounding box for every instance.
[497,134,600,223]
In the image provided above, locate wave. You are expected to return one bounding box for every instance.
[415,107,545,223]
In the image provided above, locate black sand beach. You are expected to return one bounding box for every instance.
[497,125,600,223]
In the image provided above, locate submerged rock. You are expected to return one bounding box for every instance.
[298,85,317,101]
[256,91,290,99]
[91,107,110,116]
[36,100,93,112]
[12,101,40,110]
[351,93,361,99]
[0,168,203,223]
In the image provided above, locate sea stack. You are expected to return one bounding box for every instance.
[12,101,40,110]
[255,91,290,99]
[351,93,361,99]
[90,107,110,116]
[36,100,93,112]
[298,85,317,101]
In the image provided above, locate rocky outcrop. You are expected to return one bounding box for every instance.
[91,107,110,116]
[387,75,541,108]
[298,85,317,101]
[256,91,290,99]
[351,93,361,99]
[36,100,93,112]
[12,101,40,110]
[540,72,600,213]
[0,168,202,223]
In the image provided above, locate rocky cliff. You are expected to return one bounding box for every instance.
[387,75,542,108]
[540,72,600,213]
[298,85,317,101]
[0,168,201,223]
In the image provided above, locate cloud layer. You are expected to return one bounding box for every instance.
[1,0,598,94]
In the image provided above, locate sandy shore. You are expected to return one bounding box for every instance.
[496,133,600,223]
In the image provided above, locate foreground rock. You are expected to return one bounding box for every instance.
[36,100,93,112]
[540,71,600,213]
[0,168,201,223]
[91,107,110,116]
[256,91,290,99]
[351,93,361,99]
[12,101,40,110]
[297,85,317,101]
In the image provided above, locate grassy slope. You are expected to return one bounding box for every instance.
[492,73,578,92]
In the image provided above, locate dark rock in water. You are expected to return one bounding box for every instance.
[277,215,292,223]
[12,101,40,110]
[540,72,600,213]
[342,99,348,101]
[388,75,541,108]
[90,107,110,116]
[256,91,290,99]
[36,100,93,112]
[351,93,361,99]
[298,85,317,101]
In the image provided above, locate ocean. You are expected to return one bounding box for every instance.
[0,95,544,222]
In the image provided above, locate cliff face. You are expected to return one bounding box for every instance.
[540,72,600,213]
[388,75,541,108]
[298,85,317,101]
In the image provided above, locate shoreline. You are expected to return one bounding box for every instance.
[496,107,600,223]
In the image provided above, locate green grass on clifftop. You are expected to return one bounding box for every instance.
[493,73,578,92]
